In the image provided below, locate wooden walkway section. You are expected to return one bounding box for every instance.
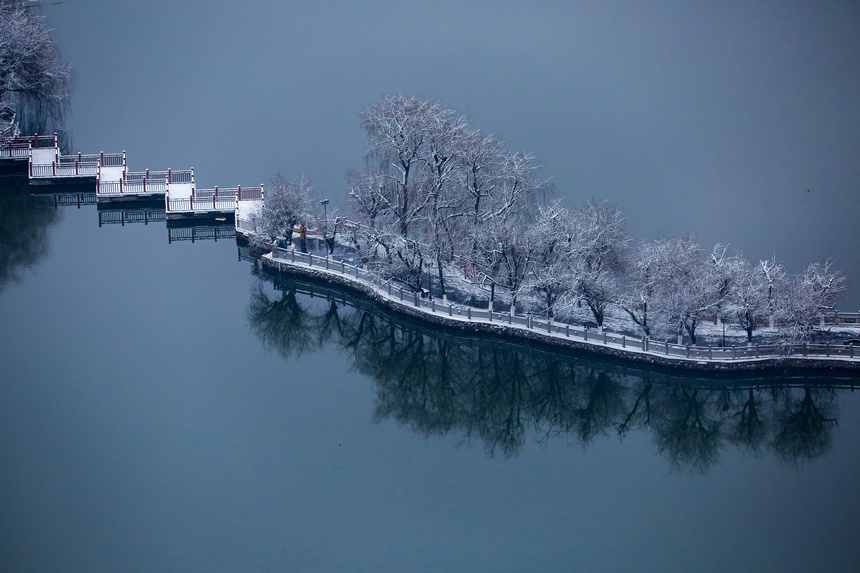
[1,132,263,220]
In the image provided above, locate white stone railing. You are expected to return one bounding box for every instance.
[262,249,860,366]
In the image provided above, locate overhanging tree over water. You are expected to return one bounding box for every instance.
[0,0,72,134]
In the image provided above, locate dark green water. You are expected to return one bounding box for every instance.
[0,194,858,572]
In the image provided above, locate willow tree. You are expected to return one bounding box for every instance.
[0,1,73,132]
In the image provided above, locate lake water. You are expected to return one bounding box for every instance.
[0,194,858,572]
[40,1,860,309]
[3,2,860,570]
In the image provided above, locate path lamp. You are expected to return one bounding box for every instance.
[320,198,329,220]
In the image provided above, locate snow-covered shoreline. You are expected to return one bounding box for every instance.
[257,247,860,374]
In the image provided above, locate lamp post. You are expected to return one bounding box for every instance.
[320,198,329,220]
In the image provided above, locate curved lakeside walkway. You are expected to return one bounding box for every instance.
[259,248,860,374]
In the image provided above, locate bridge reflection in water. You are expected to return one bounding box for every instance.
[24,190,237,244]
[246,261,855,473]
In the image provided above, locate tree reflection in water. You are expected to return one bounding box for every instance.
[0,183,61,292]
[246,266,850,473]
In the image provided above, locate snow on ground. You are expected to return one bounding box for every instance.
[289,233,860,347]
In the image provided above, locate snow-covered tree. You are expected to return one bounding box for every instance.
[255,173,313,245]
[647,235,716,345]
[523,204,574,319]
[759,256,788,327]
[351,94,549,298]
[0,2,72,131]
[777,260,846,345]
[346,168,389,230]
[318,210,343,256]
[563,200,629,332]
[472,210,536,313]
[421,105,470,300]
[618,239,667,337]
[708,243,736,326]
[360,94,450,238]
[724,254,769,343]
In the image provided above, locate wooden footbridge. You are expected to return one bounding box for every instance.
[1,133,263,220]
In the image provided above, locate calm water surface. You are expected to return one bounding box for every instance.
[4,4,859,569]
[0,195,858,572]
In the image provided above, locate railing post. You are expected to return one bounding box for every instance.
[621,335,625,347]
[665,341,669,355]
[584,327,588,341]
[431,299,435,313]
[448,304,452,316]
[708,345,712,360]
[237,185,241,201]
[756,344,760,357]
[467,307,471,320]
[399,288,403,301]
[567,325,570,338]
[413,292,418,306]
[686,344,690,358]
[732,346,736,359]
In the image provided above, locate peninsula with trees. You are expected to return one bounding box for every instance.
[2,3,856,371]
[242,94,857,371]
